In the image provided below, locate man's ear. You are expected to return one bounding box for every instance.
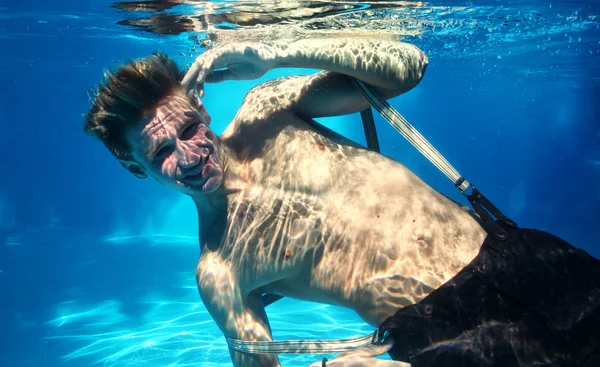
[118,159,148,179]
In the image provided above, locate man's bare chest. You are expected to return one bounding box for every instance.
[216,119,485,304]
[222,129,416,281]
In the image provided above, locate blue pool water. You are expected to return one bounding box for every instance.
[1,0,599,366]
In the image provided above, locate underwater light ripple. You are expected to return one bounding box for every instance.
[47,299,230,365]
[45,294,374,365]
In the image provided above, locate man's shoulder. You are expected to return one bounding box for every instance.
[246,75,308,99]
[221,78,307,141]
[228,75,317,126]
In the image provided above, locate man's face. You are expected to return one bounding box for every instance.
[122,91,223,196]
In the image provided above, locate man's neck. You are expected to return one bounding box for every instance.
[193,195,226,250]
[191,140,246,249]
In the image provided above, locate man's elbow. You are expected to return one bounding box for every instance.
[414,47,429,82]
[400,44,428,87]
[384,45,428,97]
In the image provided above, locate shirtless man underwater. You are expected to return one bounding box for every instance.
[84,38,600,367]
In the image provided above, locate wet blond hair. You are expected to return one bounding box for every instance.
[84,52,184,160]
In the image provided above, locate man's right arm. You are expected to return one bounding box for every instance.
[183,38,427,121]
[196,255,281,367]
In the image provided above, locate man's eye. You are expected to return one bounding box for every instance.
[181,122,200,140]
[153,146,173,162]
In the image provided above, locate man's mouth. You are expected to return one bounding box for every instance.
[180,153,213,186]
[184,167,204,182]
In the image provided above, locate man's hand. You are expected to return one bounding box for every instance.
[181,43,276,97]
[308,341,409,367]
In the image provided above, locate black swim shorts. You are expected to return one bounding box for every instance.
[379,223,600,366]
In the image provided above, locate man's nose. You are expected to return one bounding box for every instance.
[176,143,200,171]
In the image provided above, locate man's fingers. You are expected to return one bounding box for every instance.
[333,341,394,360]
[181,60,201,90]
[361,341,393,357]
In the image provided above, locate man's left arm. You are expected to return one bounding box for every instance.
[182,38,428,119]
[196,256,281,367]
